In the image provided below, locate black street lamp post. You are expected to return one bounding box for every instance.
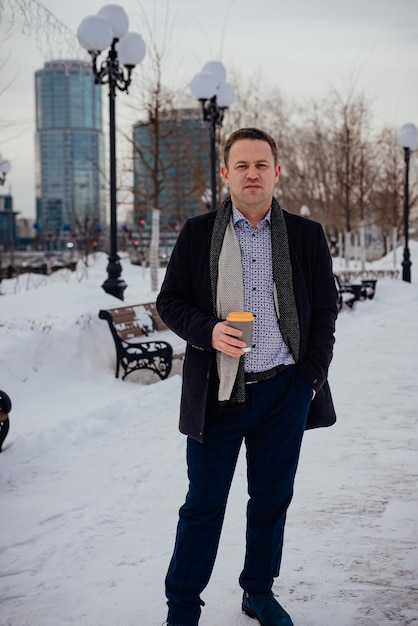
[0,154,11,284]
[402,146,411,282]
[205,96,223,213]
[191,61,234,211]
[77,5,146,300]
[397,123,417,283]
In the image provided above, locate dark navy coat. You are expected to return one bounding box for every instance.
[157,206,338,443]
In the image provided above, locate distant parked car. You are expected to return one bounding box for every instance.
[50,256,67,272]
[50,256,77,272]
[21,257,48,274]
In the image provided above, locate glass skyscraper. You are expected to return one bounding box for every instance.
[35,60,106,246]
[133,108,211,231]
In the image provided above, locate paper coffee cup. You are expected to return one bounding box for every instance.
[226,311,254,352]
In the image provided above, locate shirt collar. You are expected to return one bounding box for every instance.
[232,204,272,226]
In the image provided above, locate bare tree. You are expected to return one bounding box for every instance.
[221,70,290,203]
[275,84,381,262]
[1,0,77,57]
[71,212,100,270]
[371,127,418,254]
[123,2,210,291]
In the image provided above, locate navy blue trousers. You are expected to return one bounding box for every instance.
[166,367,312,625]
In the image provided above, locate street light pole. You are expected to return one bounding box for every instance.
[107,39,122,297]
[202,96,224,212]
[397,123,417,283]
[191,61,234,211]
[402,146,411,282]
[77,5,146,300]
[208,98,218,213]
[0,155,11,284]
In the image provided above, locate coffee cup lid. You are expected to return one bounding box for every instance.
[226,311,254,322]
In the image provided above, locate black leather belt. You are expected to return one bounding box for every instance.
[244,364,292,384]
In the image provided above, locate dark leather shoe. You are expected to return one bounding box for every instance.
[242,591,293,625]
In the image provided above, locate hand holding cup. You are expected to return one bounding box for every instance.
[226,311,254,353]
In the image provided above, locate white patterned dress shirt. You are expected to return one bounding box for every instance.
[232,205,295,373]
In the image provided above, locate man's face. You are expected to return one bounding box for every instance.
[221,139,280,214]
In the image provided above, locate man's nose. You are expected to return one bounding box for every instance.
[246,166,259,179]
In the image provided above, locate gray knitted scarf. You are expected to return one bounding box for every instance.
[209,195,300,405]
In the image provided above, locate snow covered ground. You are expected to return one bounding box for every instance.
[1,243,417,626]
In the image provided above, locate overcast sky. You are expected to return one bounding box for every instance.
[1,0,418,219]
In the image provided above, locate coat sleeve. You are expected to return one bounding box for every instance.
[294,221,338,392]
[156,218,221,352]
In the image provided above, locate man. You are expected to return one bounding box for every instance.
[156,128,338,626]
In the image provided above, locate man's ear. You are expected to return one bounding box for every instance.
[221,166,229,184]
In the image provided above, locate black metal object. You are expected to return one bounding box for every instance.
[198,96,227,212]
[90,40,133,300]
[98,305,175,380]
[361,279,377,299]
[401,146,411,283]
[0,389,11,453]
[334,274,377,312]
[0,389,11,414]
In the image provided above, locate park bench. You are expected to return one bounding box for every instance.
[334,274,377,311]
[98,302,185,381]
[335,275,357,310]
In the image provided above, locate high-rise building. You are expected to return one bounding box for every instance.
[133,108,211,232]
[35,60,106,248]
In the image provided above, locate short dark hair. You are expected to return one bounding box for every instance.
[223,128,278,167]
